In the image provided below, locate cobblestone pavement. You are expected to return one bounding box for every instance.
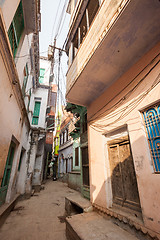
[0,180,74,240]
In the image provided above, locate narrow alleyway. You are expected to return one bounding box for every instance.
[0,180,73,240]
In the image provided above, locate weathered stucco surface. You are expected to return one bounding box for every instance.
[88,42,160,233]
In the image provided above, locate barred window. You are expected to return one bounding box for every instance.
[143,103,160,173]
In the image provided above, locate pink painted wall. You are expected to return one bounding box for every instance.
[0,54,23,185]
[88,42,160,233]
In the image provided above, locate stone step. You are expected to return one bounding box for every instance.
[0,194,20,228]
[66,212,139,240]
[65,193,92,215]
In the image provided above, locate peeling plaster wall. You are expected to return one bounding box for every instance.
[16,122,31,195]
[0,3,36,202]
[58,143,73,176]
[88,42,160,233]
[32,137,45,187]
[0,53,22,187]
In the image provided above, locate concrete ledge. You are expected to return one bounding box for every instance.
[0,194,20,228]
[65,192,92,215]
[66,212,140,240]
[93,203,160,240]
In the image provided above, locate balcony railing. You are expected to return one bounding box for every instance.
[66,0,127,95]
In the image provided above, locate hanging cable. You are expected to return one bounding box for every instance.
[89,54,160,123]
[50,0,62,44]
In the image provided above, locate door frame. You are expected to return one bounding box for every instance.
[0,140,16,206]
[107,135,141,213]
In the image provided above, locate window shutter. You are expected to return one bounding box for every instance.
[7,1,24,57]
[32,101,41,125]
[13,1,24,44]
[33,102,41,117]
[39,68,45,84]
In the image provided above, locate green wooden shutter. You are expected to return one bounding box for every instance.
[34,102,41,116]
[1,141,16,188]
[0,141,16,206]
[32,101,41,125]
[7,1,24,57]
[13,1,24,44]
[39,68,45,84]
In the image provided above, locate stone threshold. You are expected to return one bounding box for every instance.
[0,194,20,228]
[66,212,140,240]
[93,203,160,240]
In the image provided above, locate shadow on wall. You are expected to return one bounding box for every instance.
[91,155,141,210]
[91,134,160,235]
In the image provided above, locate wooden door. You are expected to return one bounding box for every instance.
[82,147,89,187]
[0,141,16,206]
[81,147,90,199]
[108,136,141,212]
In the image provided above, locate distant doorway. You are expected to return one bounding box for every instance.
[0,141,16,206]
[81,147,90,199]
[108,136,141,212]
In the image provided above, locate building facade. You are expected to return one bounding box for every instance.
[0,0,41,206]
[65,0,160,236]
[65,103,89,199]
[58,109,73,182]
[27,56,51,192]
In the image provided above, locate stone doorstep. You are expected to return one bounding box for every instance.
[93,204,160,240]
[65,193,92,214]
[0,194,20,228]
[65,194,160,240]
[66,212,140,240]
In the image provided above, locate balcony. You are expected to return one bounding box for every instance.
[66,0,160,106]
[22,0,40,34]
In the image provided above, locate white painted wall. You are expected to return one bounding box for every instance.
[39,57,51,86]
[30,58,50,129]
[0,1,40,202]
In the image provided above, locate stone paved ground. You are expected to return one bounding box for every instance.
[0,180,75,240]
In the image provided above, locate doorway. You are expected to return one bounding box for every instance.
[81,146,90,199]
[108,136,141,212]
[0,141,16,206]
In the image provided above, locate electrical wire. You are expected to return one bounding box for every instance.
[54,0,68,39]
[89,54,160,124]
[50,0,62,44]
[15,50,48,59]
[56,8,68,39]
[91,74,160,132]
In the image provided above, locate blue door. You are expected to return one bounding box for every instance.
[143,104,160,172]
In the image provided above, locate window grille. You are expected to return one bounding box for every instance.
[143,103,160,173]
[8,1,24,57]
